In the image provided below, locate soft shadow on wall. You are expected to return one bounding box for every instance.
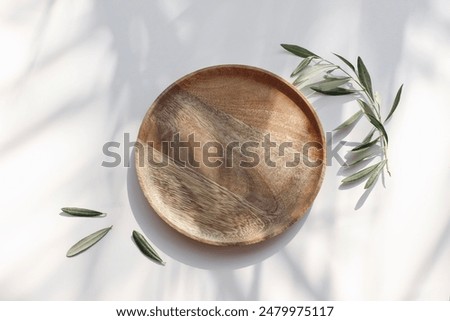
[10,0,433,300]
[102,0,427,300]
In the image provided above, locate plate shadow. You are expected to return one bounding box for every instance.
[126,152,310,270]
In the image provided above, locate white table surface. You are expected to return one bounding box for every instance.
[0,0,449,300]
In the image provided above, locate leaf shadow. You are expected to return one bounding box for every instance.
[332,119,361,142]
[354,182,377,210]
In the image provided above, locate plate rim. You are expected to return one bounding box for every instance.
[135,64,326,246]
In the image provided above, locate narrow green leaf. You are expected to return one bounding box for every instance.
[345,153,377,167]
[290,56,313,77]
[385,84,403,122]
[310,87,356,96]
[132,230,165,265]
[309,78,351,91]
[352,137,380,151]
[333,53,356,72]
[367,114,389,144]
[323,74,350,81]
[364,160,386,189]
[66,226,112,257]
[357,56,373,99]
[357,99,376,119]
[341,161,383,184]
[61,207,105,217]
[293,64,336,86]
[334,110,363,131]
[281,44,317,58]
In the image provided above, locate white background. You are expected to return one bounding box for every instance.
[0,0,449,300]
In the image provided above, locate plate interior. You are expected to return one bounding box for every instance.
[135,65,325,246]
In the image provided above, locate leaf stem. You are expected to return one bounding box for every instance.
[283,44,398,188]
[320,57,390,176]
[320,58,381,120]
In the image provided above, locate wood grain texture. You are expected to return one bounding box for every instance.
[135,65,326,246]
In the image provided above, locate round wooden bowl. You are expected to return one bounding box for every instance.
[135,65,325,246]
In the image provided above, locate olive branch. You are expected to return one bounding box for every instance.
[281,44,403,190]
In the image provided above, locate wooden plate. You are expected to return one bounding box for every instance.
[135,65,325,246]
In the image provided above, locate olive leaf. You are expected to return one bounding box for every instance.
[61,207,105,217]
[364,161,386,189]
[352,136,380,151]
[66,226,112,257]
[132,230,165,265]
[367,114,389,144]
[334,110,363,131]
[281,44,317,58]
[333,53,356,72]
[357,99,376,119]
[345,153,377,167]
[324,74,350,81]
[385,84,404,122]
[293,64,336,87]
[310,87,356,96]
[341,161,384,184]
[309,77,351,91]
[357,56,374,100]
[291,56,314,77]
